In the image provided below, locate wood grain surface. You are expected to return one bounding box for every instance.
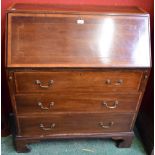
[18,113,134,136]
[14,71,142,93]
[7,12,151,67]
[15,93,141,114]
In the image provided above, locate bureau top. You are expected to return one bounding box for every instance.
[6,4,151,68]
[8,3,148,15]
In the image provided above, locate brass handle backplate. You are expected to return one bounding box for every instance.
[105,79,123,85]
[40,123,55,131]
[115,79,123,85]
[35,80,54,88]
[103,100,118,109]
[105,79,111,84]
[99,121,114,129]
[38,102,54,110]
[77,17,84,24]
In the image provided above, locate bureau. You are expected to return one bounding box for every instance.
[5,3,151,153]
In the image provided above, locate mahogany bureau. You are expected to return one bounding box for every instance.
[5,3,151,153]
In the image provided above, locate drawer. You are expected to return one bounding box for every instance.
[18,113,133,136]
[15,93,140,114]
[14,71,142,93]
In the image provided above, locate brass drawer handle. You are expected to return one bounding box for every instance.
[38,102,54,110]
[40,123,56,131]
[35,80,54,88]
[103,100,118,109]
[99,121,114,129]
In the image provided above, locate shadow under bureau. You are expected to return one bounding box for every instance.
[5,3,151,153]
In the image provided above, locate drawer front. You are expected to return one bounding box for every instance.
[16,93,140,114]
[14,71,142,93]
[18,113,133,136]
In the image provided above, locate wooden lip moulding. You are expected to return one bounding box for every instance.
[5,3,151,153]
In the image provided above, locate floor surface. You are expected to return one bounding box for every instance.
[1,134,147,155]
